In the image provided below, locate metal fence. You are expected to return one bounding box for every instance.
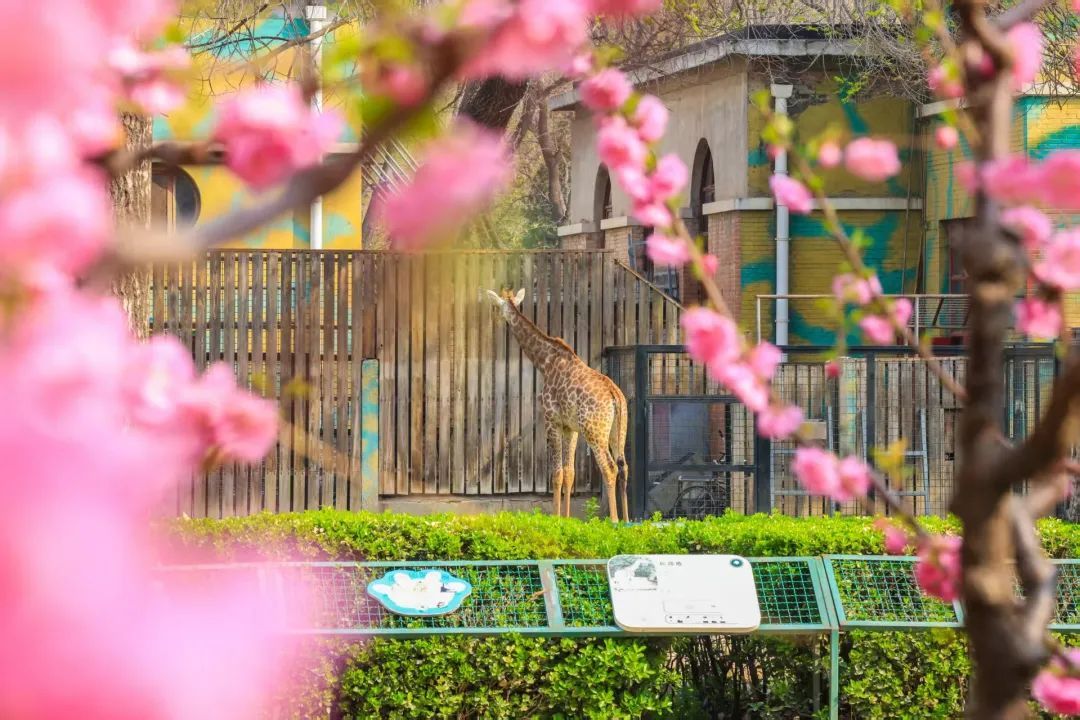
[157,555,1080,720]
[604,344,1058,519]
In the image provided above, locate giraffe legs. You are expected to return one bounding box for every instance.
[560,431,578,518]
[585,430,620,522]
[545,426,564,517]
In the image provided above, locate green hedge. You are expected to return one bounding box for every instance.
[166,511,1080,719]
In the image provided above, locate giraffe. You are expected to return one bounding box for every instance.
[486,288,630,522]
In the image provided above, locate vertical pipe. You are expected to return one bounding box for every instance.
[306,4,327,249]
[771,85,793,349]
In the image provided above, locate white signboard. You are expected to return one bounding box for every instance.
[606,554,760,633]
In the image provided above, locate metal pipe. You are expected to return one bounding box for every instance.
[771,84,794,348]
[306,3,327,249]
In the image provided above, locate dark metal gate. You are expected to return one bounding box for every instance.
[605,344,1059,521]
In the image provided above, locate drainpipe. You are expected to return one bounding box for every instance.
[771,84,793,349]
[306,3,327,249]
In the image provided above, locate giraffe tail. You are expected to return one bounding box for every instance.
[608,384,629,482]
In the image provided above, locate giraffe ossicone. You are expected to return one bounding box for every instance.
[488,287,630,522]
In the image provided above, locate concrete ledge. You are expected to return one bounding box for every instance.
[702,196,922,214]
[599,215,643,230]
[380,494,596,519]
[557,222,597,237]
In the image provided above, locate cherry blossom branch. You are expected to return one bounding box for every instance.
[993,0,1055,31]
[784,149,970,403]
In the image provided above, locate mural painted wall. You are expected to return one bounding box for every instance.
[742,74,921,345]
[922,97,1080,327]
[747,75,918,198]
[154,16,363,249]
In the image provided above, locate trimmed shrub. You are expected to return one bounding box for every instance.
[165,511,1080,719]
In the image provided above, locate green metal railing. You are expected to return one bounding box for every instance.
[158,555,1080,719]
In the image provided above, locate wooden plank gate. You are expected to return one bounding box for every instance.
[150,249,683,518]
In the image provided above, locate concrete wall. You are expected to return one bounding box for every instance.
[565,60,748,225]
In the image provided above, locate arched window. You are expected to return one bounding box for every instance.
[683,140,716,306]
[594,166,613,223]
[151,165,201,230]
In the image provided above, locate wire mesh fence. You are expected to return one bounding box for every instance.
[604,344,1058,520]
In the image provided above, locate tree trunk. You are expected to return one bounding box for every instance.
[109,113,153,340]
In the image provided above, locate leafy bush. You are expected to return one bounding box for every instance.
[166,511,1080,719]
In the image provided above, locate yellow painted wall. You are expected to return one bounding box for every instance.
[155,17,363,249]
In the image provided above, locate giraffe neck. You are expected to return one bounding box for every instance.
[505,306,575,374]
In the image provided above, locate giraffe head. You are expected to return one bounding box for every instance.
[485,288,525,321]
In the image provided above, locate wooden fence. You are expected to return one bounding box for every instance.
[150,249,683,517]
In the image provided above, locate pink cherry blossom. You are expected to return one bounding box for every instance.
[837,456,872,501]
[1001,205,1052,251]
[379,122,513,250]
[214,393,280,463]
[1007,23,1043,90]
[633,201,672,228]
[0,169,111,278]
[893,298,913,326]
[681,307,741,368]
[935,125,959,150]
[588,0,663,18]
[566,53,593,78]
[378,66,428,107]
[928,64,964,99]
[701,254,719,276]
[825,360,841,379]
[956,162,978,194]
[843,138,901,182]
[792,447,841,497]
[650,154,688,200]
[981,155,1037,204]
[817,141,842,168]
[123,336,197,428]
[615,165,651,202]
[769,174,813,214]
[1033,649,1080,716]
[757,404,804,439]
[1016,298,1062,339]
[214,84,342,190]
[1035,230,1080,291]
[632,95,668,143]
[130,79,186,114]
[645,233,689,267]
[580,68,632,112]
[597,116,647,173]
[747,342,781,380]
[833,273,882,306]
[462,0,589,81]
[914,535,962,602]
[1034,151,1080,209]
[875,520,910,555]
[714,362,769,412]
[860,315,896,344]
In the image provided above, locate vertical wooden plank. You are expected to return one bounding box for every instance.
[264,254,281,512]
[423,257,439,495]
[550,254,563,345]
[193,254,209,517]
[293,252,310,512]
[506,254,522,494]
[377,255,397,496]
[151,263,164,336]
[533,254,550,495]
[590,252,603,369]
[466,255,481,495]
[322,253,338,509]
[562,254,575,352]
[452,255,468,495]
[438,258,454,495]
[603,253,615,352]
[395,255,411,495]
[410,256,425,494]
[174,260,193,516]
[479,255,495,495]
[493,254,509,494]
[236,253,251,515]
[250,252,266,513]
[220,253,237,517]
[336,254,352,510]
[622,265,635,345]
[519,254,535,494]
[279,252,295,512]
